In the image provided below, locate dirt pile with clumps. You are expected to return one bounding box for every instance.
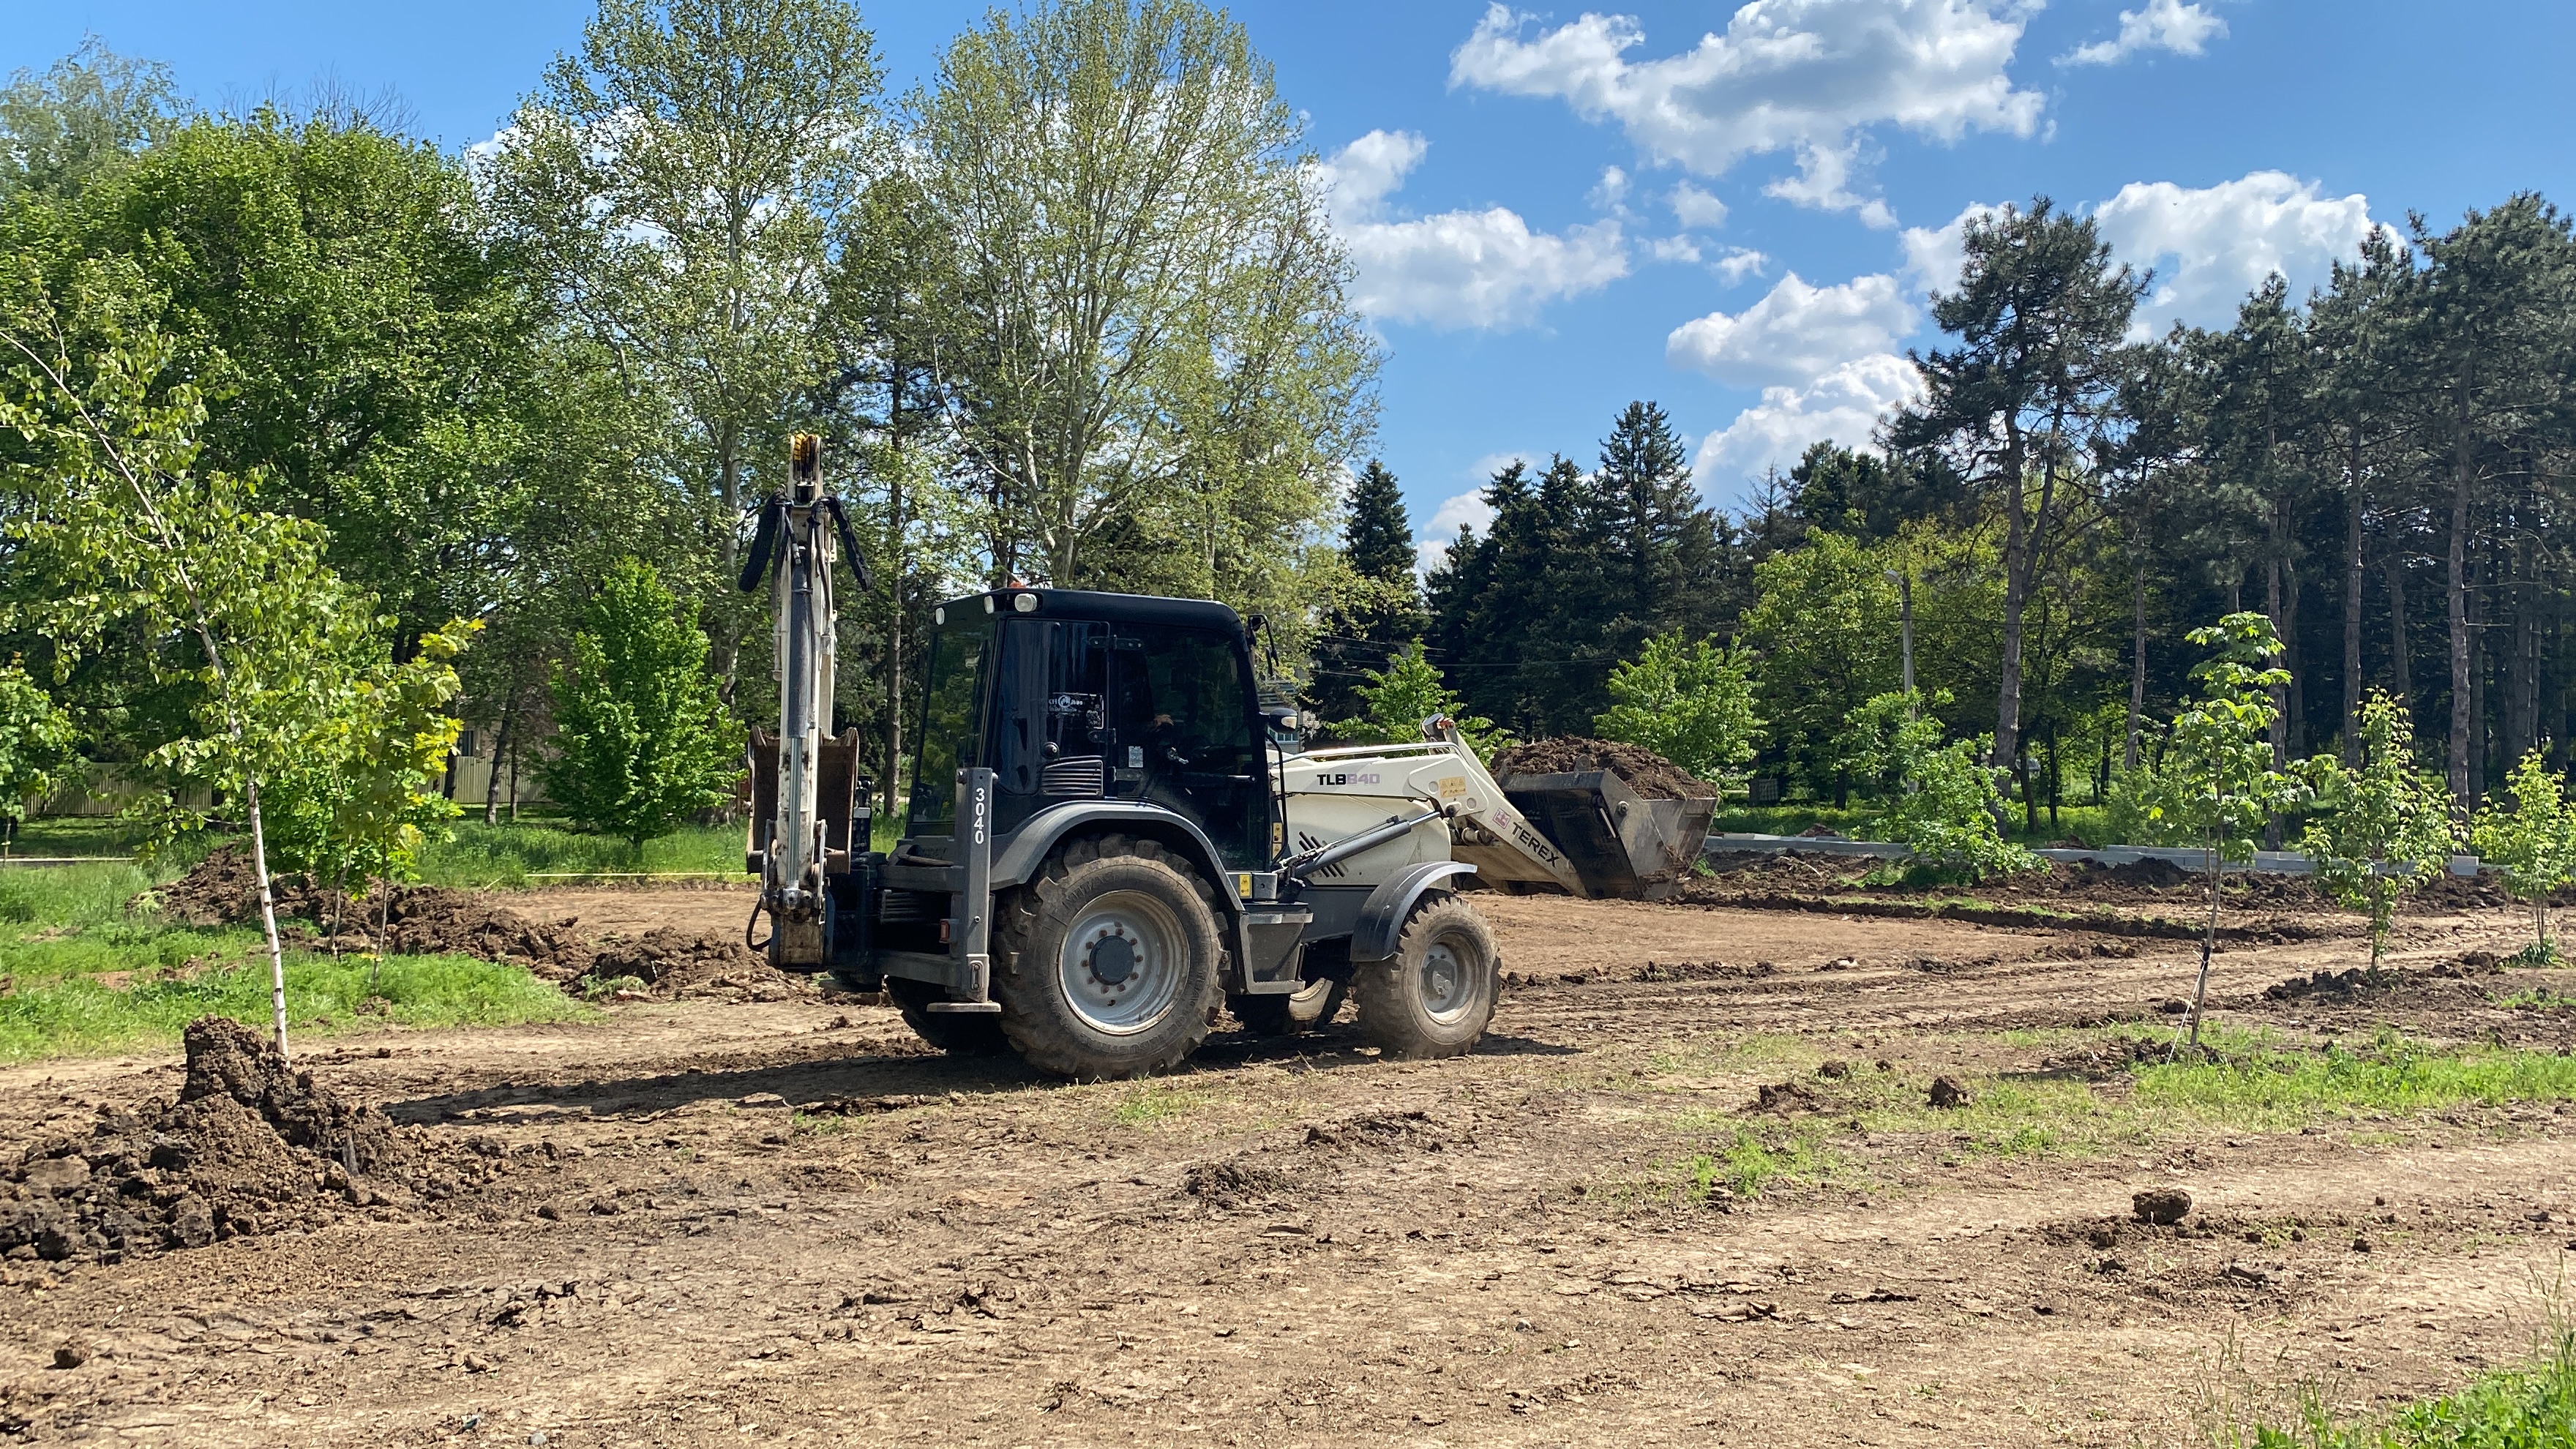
[140,851,809,1003]
[1491,737,1715,801]
[587,927,809,1003]
[150,847,319,926]
[1,1018,432,1264]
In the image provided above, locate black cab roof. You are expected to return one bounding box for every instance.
[933,588,1245,634]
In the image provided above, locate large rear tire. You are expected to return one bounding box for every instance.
[1352,894,1498,1060]
[991,835,1224,1079]
[884,977,1008,1055]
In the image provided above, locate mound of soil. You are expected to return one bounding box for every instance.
[1490,737,1715,801]
[322,887,594,982]
[138,851,804,1002]
[150,847,332,926]
[2089,856,2195,888]
[1,1018,433,1264]
[587,927,807,1003]
[2263,959,2503,1003]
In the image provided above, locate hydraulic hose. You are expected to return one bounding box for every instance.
[738,498,785,594]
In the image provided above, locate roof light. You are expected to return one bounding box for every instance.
[1013,592,1038,613]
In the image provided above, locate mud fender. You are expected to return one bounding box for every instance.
[1351,862,1478,962]
[988,801,1254,986]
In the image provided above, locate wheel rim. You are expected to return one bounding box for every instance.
[1418,932,1478,1025]
[1057,891,1188,1036]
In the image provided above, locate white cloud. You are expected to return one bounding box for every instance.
[1692,353,1926,495]
[1898,198,2003,294]
[2093,172,2393,334]
[1649,234,1704,263]
[1713,247,1772,285]
[1314,129,1631,331]
[1416,484,1505,574]
[1761,138,1898,228]
[1666,272,1916,388]
[1669,181,1729,230]
[1590,165,1633,214]
[1313,127,1426,218]
[2059,0,2228,66]
[1450,1,2044,222]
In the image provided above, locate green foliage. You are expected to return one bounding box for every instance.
[1838,689,2036,880]
[914,0,1374,600]
[2127,613,2308,865]
[2471,747,2576,957]
[1594,631,1761,798]
[2299,692,2459,970]
[1742,531,1900,803]
[257,619,477,897]
[540,559,746,847]
[1329,642,1510,762]
[1424,403,1727,738]
[0,39,182,201]
[0,663,77,826]
[412,817,748,888]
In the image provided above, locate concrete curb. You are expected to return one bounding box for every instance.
[1704,833,2482,878]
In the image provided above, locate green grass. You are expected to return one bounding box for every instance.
[0,847,581,1063]
[0,951,583,1063]
[1687,1123,1838,1200]
[1108,1082,1219,1126]
[1,815,163,859]
[414,817,751,887]
[2219,1330,2576,1448]
[1643,1027,2576,1180]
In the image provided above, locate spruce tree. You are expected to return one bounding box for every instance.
[1312,460,1425,724]
[1595,400,1718,640]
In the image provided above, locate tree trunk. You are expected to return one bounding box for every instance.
[243,776,292,1065]
[883,372,907,827]
[483,670,519,827]
[2447,397,2476,804]
[2265,553,2286,850]
[1992,427,2031,775]
[2342,454,2365,763]
[2126,557,2148,772]
[2387,539,2411,701]
[2468,533,2487,804]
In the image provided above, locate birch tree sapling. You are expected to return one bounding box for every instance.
[3,282,372,1063]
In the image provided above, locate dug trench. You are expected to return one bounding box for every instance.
[3,880,2575,1445]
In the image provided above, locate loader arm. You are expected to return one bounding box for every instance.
[1284,727,1594,897]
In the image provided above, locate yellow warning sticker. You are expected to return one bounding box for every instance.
[1437,775,1467,801]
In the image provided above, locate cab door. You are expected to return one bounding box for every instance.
[1101,624,1270,872]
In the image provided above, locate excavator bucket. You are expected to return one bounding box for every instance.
[1497,768,1716,900]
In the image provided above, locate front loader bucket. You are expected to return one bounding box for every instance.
[1499,769,1717,899]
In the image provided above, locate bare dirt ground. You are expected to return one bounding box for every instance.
[4,877,2575,1447]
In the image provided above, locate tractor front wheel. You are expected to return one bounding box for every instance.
[1352,894,1498,1060]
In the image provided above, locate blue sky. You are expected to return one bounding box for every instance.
[11,1,2576,565]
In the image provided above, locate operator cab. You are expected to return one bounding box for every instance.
[903,588,1278,874]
